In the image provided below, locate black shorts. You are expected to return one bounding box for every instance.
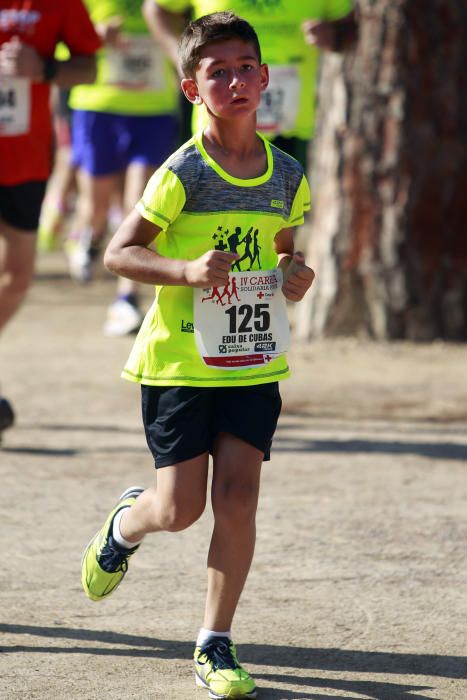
[0,180,47,231]
[141,383,282,468]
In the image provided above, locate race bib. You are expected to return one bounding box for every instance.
[194,268,290,370]
[0,78,31,136]
[106,36,165,91]
[257,65,300,136]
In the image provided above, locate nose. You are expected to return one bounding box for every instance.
[229,70,246,89]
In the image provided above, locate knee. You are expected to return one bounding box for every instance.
[159,499,205,533]
[212,481,259,527]
[1,264,33,297]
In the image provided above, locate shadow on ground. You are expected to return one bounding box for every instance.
[273,435,467,461]
[4,428,467,461]
[1,624,464,699]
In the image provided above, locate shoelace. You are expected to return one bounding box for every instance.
[99,535,135,573]
[198,638,239,671]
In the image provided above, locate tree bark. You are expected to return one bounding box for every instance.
[297,0,467,341]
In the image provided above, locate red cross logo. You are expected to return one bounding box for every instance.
[257,291,264,299]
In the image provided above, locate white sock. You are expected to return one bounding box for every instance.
[112,507,143,549]
[197,628,232,647]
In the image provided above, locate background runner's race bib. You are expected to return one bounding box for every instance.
[0,77,30,136]
[194,268,290,370]
[257,65,300,136]
[106,35,165,91]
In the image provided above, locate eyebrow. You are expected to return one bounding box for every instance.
[206,54,258,67]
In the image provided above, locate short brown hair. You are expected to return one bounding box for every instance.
[178,11,262,79]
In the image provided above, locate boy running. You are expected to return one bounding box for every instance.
[81,12,314,699]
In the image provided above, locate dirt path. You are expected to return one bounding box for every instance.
[0,251,466,699]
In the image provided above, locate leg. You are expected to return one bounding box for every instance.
[81,453,209,601]
[74,168,117,242]
[67,169,119,282]
[120,453,210,540]
[204,432,263,631]
[38,148,77,252]
[122,161,155,214]
[0,180,47,440]
[0,224,20,430]
[0,220,36,332]
[194,433,261,699]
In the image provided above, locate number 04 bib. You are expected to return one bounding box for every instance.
[0,78,31,136]
[194,268,290,370]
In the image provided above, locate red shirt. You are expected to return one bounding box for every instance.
[0,0,100,185]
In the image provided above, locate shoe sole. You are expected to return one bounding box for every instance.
[118,486,145,501]
[195,672,257,699]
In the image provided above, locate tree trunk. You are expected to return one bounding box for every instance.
[296,0,467,341]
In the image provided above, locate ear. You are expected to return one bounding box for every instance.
[181,78,202,105]
[259,63,269,92]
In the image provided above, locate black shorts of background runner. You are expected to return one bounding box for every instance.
[141,382,282,468]
[0,181,47,231]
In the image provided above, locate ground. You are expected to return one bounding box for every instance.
[0,251,466,700]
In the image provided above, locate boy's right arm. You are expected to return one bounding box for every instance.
[104,208,239,288]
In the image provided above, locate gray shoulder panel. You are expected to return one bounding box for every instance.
[166,143,201,202]
[166,141,304,219]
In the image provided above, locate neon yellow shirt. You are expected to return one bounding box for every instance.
[154,0,352,138]
[70,0,178,115]
[123,131,310,387]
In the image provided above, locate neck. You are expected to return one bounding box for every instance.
[203,117,260,158]
[201,118,268,180]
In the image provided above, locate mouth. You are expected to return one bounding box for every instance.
[231,96,248,104]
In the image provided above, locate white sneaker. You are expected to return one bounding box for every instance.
[103,298,143,337]
[65,229,99,283]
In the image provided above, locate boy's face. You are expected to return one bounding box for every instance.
[181,38,268,121]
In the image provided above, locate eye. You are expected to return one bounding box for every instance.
[241,64,254,71]
[211,68,225,78]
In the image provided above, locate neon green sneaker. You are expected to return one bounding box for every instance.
[37,201,66,252]
[81,487,143,602]
[194,637,256,698]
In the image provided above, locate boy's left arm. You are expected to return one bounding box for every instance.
[274,227,315,302]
